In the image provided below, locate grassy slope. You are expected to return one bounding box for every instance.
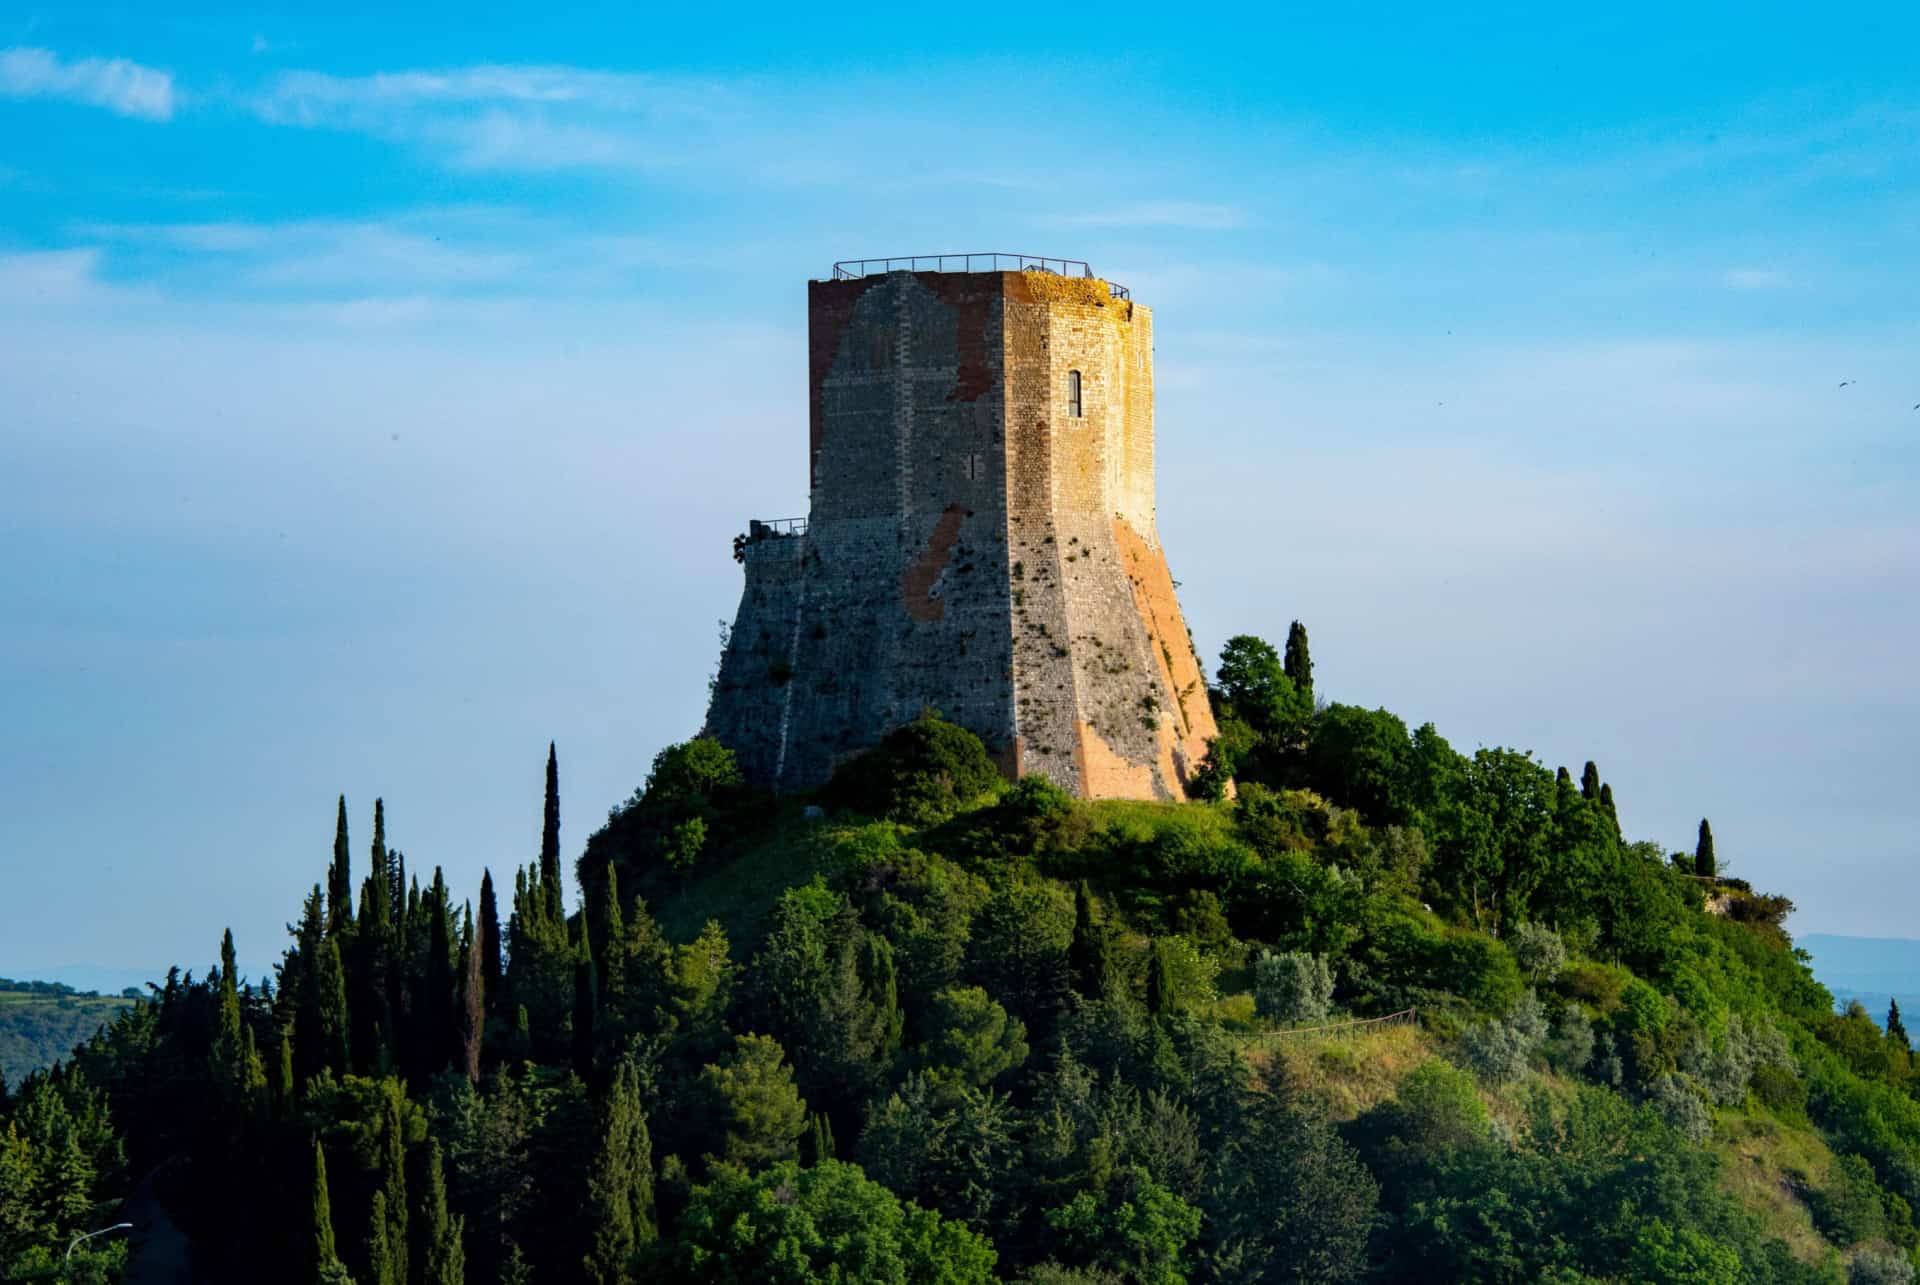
[0,992,135,1086]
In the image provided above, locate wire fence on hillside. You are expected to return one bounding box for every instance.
[1255,1007,1419,1044]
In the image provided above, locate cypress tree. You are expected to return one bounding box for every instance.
[417,1138,466,1285]
[1694,818,1716,878]
[239,1025,267,1112]
[542,742,564,921]
[1145,941,1177,1017]
[315,938,351,1076]
[212,928,244,1096]
[353,874,396,1077]
[1599,782,1618,829]
[384,812,403,935]
[596,863,626,1001]
[512,1005,533,1064]
[858,932,904,1056]
[479,870,503,1015]
[1890,1000,1910,1051]
[328,796,354,937]
[423,869,458,1078]
[291,886,327,1085]
[273,1027,295,1113]
[379,1089,409,1285]
[804,1112,836,1166]
[310,1139,339,1277]
[583,1049,654,1284]
[457,919,484,1082]
[1580,761,1602,802]
[573,919,599,1078]
[368,1190,398,1285]
[1283,619,1313,698]
[1069,881,1115,998]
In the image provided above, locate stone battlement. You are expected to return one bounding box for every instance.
[827,253,1130,300]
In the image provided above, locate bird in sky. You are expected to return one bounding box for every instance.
[1838,381,1852,388]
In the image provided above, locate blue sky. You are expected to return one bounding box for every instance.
[2,3,1916,983]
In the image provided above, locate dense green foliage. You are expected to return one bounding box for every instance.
[7,628,1920,1283]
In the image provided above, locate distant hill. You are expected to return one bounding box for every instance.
[0,979,139,1088]
[1800,933,1920,1025]
[0,963,169,995]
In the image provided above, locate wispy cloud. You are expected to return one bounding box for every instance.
[0,46,175,121]
[251,64,734,173]
[260,65,723,116]
[76,217,532,290]
[1723,266,1789,290]
[1049,200,1249,231]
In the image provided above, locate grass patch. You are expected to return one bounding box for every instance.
[1250,1021,1434,1120]
[1712,1106,1847,1269]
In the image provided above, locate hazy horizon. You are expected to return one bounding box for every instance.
[3,4,1916,977]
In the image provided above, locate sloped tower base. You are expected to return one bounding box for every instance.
[705,265,1215,801]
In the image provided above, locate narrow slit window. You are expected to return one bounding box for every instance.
[1067,370,1083,418]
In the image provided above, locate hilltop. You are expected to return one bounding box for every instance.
[0,979,138,1089]
[5,627,1917,1284]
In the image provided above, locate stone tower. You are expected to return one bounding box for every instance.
[705,255,1217,800]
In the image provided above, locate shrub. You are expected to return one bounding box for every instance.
[828,716,1004,826]
[1459,993,1549,1084]
[1814,1155,1891,1248]
[1560,960,1629,1013]
[1509,922,1567,984]
[1544,1004,1595,1075]
[1751,1062,1808,1116]
[1253,951,1334,1025]
[1851,1248,1916,1285]
[1648,1073,1712,1143]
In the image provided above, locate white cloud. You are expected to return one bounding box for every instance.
[1723,266,1789,290]
[0,46,175,121]
[257,64,726,125]
[1050,200,1249,230]
[246,63,740,176]
[75,217,532,290]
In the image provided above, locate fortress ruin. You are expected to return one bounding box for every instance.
[704,255,1217,801]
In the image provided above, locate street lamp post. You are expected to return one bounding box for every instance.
[65,1221,133,1265]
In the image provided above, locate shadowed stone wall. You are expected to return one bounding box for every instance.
[706,267,1216,800]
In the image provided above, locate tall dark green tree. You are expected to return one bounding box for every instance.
[1890,999,1910,1051]
[1580,761,1602,801]
[417,1138,465,1285]
[1283,619,1313,699]
[583,1048,655,1284]
[457,911,483,1082]
[328,796,354,937]
[368,1191,399,1285]
[542,742,564,921]
[311,936,351,1079]
[1069,882,1116,999]
[288,884,327,1083]
[572,919,598,1079]
[310,1139,339,1280]
[211,928,244,1097]
[1694,818,1716,878]
[378,1089,409,1285]
[1145,942,1177,1017]
[478,869,503,1016]
[352,897,395,1076]
[420,869,459,1081]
